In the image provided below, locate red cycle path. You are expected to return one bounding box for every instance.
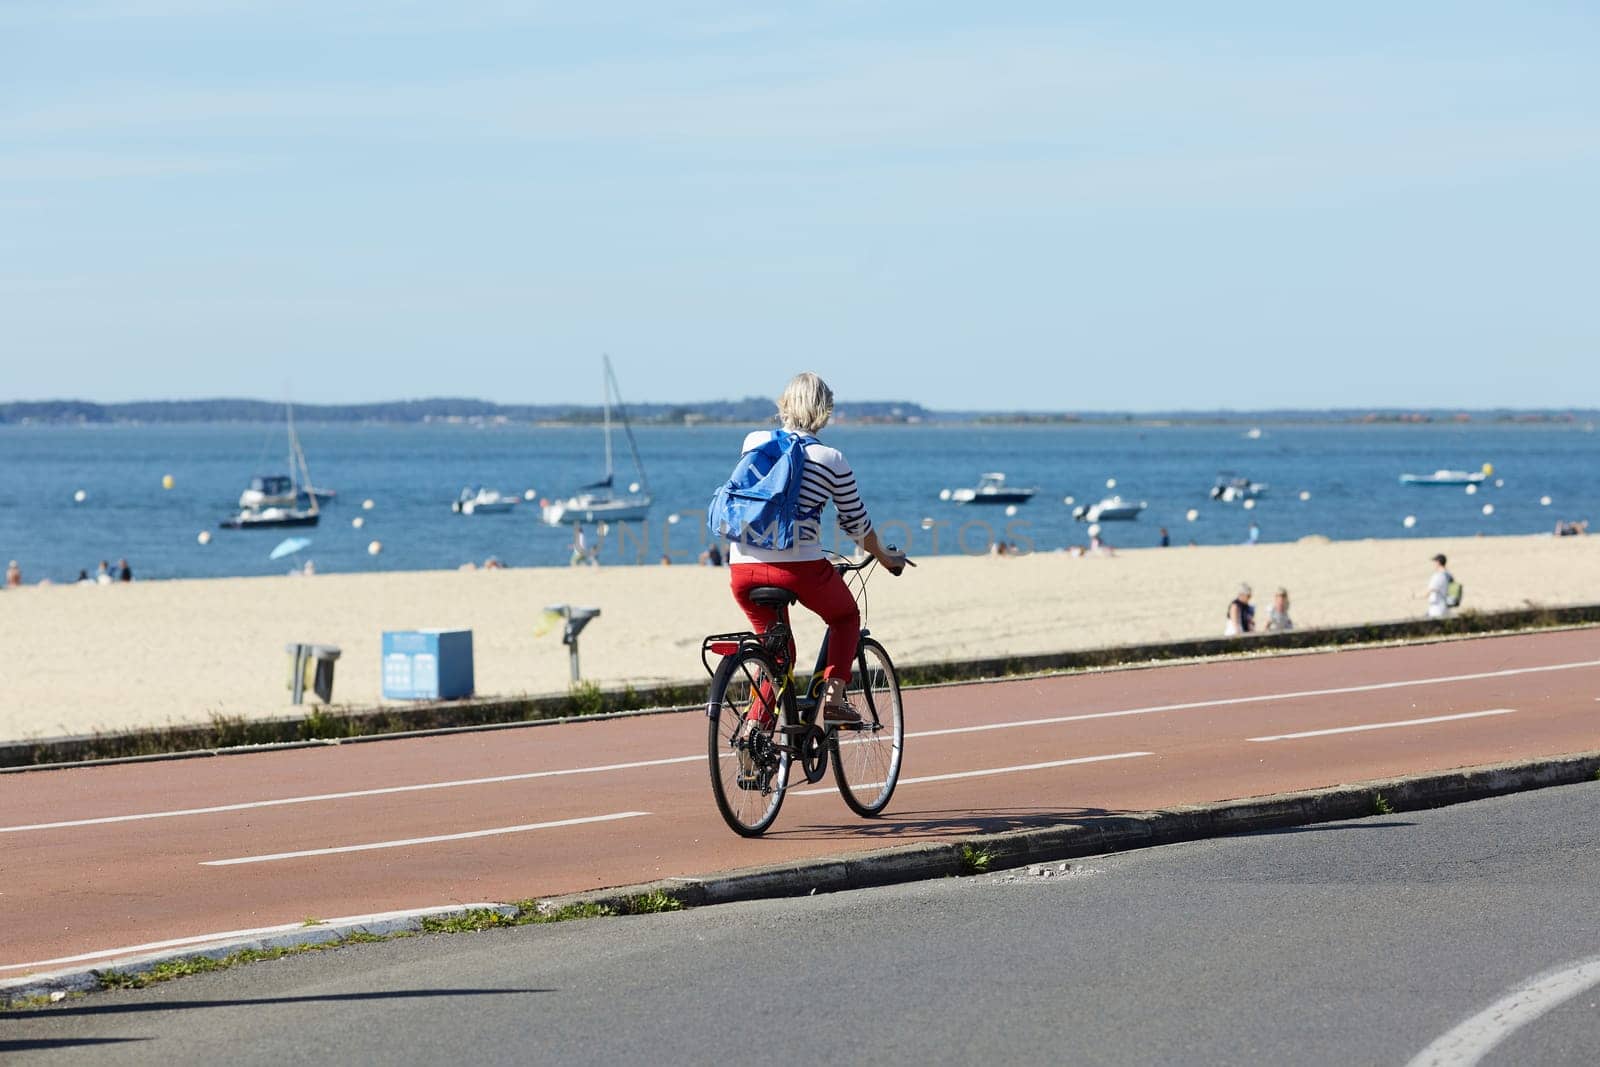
[3,629,1597,976]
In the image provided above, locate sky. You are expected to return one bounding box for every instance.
[2,1,1596,411]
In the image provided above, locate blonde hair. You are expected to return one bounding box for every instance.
[776,372,834,434]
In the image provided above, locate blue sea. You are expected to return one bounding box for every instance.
[1,421,1597,582]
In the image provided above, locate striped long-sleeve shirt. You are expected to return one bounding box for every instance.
[728,430,873,564]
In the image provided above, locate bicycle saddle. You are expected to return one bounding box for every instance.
[747,586,798,609]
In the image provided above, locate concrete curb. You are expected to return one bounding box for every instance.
[0,903,511,1004]
[9,749,1597,1005]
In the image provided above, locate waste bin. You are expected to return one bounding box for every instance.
[286,643,342,704]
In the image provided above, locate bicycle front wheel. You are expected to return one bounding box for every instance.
[707,647,791,837]
[832,637,904,817]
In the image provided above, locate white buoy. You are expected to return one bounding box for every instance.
[197,530,212,545]
[367,540,382,555]
[1494,479,1504,488]
[1482,503,1495,516]
[1243,498,1256,510]
[1403,515,1417,528]
[524,489,537,501]
[73,489,87,503]
[629,482,640,493]
[362,498,375,510]
[939,488,952,501]
[1185,508,1199,522]
[1063,496,1075,506]
[668,513,681,525]
[1298,490,1311,502]
[1540,495,1552,506]
[1005,504,1018,517]
[1105,478,1117,489]
[1465,484,1478,495]
[920,517,935,530]
[352,516,365,529]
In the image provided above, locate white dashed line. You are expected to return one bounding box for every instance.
[200,811,650,866]
[790,751,1153,797]
[1246,709,1515,742]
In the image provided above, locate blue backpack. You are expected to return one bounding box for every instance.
[707,431,814,549]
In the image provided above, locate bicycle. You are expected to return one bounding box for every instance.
[700,552,910,837]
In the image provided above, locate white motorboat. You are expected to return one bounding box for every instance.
[452,486,519,515]
[1400,466,1490,486]
[945,472,1038,505]
[541,356,653,526]
[1073,495,1146,522]
[1210,473,1268,502]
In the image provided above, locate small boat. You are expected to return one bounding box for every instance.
[239,474,336,510]
[1211,473,1268,502]
[222,404,323,530]
[452,486,519,515]
[946,473,1037,505]
[1073,496,1146,522]
[1400,466,1490,486]
[220,504,319,529]
[541,356,653,526]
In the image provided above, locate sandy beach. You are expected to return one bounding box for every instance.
[2,533,1594,741]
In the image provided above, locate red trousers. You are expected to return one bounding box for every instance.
[730,559,860,683]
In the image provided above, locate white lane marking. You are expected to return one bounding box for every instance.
[0,904,497,974]
[1,756,702,834]
[200,811,650,867]
[1247,709,1516,743]
[1406,953,1600,1066]
[790,751,1152,797]
[908,660,1599,741]
[11,658,1597,835]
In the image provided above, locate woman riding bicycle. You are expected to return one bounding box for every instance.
[728,372,906,726]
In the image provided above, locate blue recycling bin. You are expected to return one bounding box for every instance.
[382,629,474,700]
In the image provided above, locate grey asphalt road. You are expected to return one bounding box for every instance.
[7,783,1600,1066]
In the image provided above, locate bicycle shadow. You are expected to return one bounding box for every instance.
[768,806,1131,842]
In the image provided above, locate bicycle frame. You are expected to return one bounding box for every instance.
[700,556,885,731]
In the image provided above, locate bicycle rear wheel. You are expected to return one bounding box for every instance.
[831,637,903,817]
[707,647,791,837]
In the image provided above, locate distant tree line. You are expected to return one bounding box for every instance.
[1,398,1592,426]
[0,397,934,425]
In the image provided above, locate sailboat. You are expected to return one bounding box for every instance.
[541,357,653,526]
[220,405,323,529]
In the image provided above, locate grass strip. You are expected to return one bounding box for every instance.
[4,890,689,1007]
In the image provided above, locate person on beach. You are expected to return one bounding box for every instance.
[1247,522,1260,545]
[1264,587,1294,631]
[1224,583,1255,636]
[116,558,132,582]
[1159,526,1170,548]
[95,560,112,585]
[4,560,20,588]
[724,372,905,727]
[569,525,597,567]
[75,569,91,584]
[1425,553,1453,619]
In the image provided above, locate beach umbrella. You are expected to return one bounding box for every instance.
[270,536,313,560]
